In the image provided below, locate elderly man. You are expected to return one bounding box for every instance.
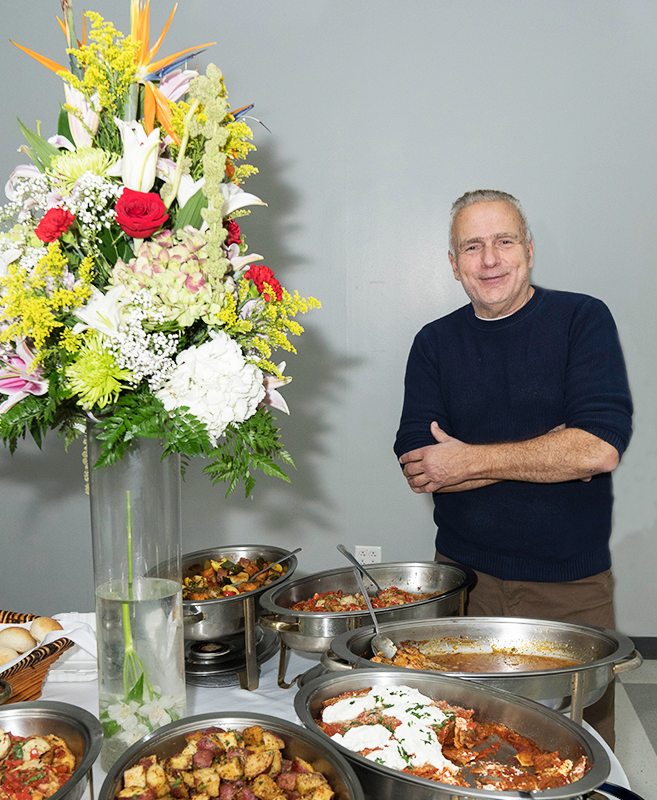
[394,190,633,747]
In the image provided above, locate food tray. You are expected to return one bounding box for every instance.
[0,610,74,703]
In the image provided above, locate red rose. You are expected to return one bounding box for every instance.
[243,264,283,302]
[224,219,241,246]
[35,207,76,242]
[115,188,169,239]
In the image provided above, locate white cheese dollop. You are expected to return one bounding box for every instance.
[331,723,393,751]
[322,693,376,723]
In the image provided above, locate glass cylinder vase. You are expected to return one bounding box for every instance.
[87,425,186,771]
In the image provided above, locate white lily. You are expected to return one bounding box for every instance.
[47,134,76,152]
[227,243,263,272]
[72,286,128,337]
[219,183,267,216]
[0,248,22,278]
[114,118,160,192]
[63,85,100,148]
[259,362,292,414]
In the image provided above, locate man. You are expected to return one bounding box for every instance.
[394,190,633,747]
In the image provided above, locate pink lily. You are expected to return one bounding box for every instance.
[259,362,292,414]
[0,339,48,414]
[63,85,101,148]
[158,69,198,103]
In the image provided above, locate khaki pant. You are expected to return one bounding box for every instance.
[435,551,616,749]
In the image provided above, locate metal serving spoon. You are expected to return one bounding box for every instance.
[233,547,302,587]
[352,567,397,659]
[337,544,383,595]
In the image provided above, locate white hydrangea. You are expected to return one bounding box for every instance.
[156,330,265,444]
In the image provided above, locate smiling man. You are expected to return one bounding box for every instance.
[394,189,633,747]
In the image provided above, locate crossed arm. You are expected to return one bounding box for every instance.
[399,421,620,494]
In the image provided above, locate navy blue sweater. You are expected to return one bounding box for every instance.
[394,287,633,582]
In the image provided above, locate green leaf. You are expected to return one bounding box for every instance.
[97,224,134,269]
[57,106,74,143]
[203,408,295,497]
[102,719,120,738]
[174,185,207,230]
[17,118,60,172]
[127,672,145,703]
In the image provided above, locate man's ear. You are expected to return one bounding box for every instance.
[527,239,534,269]
[449,252,461,282]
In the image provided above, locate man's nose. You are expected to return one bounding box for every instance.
[481,243,499,266]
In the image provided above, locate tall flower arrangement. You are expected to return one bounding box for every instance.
[0,0,319,496]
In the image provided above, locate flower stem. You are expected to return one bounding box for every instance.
[164,99,200,210]
[121,488,154,700]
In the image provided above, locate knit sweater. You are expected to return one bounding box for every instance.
[394,286,633,582]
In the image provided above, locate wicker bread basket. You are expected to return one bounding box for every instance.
[0,610,74,703]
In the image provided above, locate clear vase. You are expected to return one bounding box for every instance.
[87,425,187,771]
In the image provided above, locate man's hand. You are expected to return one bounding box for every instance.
[400,422,489,493]
[399,421,619,494]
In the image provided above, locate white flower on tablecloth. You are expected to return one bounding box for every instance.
[156,330,264,445]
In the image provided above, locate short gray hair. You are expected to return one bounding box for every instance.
[449,190,532,256]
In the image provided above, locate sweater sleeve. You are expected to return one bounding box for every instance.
[393,325,451,459]
[564,297,633,459]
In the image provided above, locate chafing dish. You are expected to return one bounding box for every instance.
[326,616,642,722]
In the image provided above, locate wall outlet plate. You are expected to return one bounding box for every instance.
[354,545,381,564]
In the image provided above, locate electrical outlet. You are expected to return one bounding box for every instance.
[354,545,381,564]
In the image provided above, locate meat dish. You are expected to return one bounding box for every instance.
[316,684,589,791]
[291,587,442,613]
[371,642,582,672]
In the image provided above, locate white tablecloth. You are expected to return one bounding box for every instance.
[37,642,632,799]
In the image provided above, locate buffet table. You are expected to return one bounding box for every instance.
[38,642,632,799]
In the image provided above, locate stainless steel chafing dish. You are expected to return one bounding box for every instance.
[325,616,642,723]
[181,544,298,689]
[258,561,475,687]
[294,668,613,800]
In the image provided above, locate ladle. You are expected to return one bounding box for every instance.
[337,544,383,595]
[352,568,397,659]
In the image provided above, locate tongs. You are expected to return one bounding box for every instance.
[233,547,301,588]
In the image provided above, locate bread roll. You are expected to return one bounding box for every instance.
[0,645,20,667]
[0,626,37,653]
[30,617,63,643]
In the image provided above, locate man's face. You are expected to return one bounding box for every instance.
[448,200,534,319]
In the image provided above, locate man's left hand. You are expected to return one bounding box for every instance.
[399,421,474,493]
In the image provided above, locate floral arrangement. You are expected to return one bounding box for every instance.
[0,0,319,497]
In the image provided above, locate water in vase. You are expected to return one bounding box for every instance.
[96,577,186,770]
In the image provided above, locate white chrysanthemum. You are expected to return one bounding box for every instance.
[156,331,264,444]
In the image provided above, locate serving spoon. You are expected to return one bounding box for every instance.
[352,567,397,659]
[337,544,383,595]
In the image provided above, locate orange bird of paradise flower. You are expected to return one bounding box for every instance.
[11,0,215,146]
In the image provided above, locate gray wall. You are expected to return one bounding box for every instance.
[1,1,655,635]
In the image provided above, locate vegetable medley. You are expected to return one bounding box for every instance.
[115,725,335,800]
[183,556,287,601]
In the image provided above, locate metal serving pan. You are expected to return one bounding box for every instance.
[99,712,364,800]
[326,616,642,720]
[259,561,475,654]
[182,544,298,641]
[294,668,611,800]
